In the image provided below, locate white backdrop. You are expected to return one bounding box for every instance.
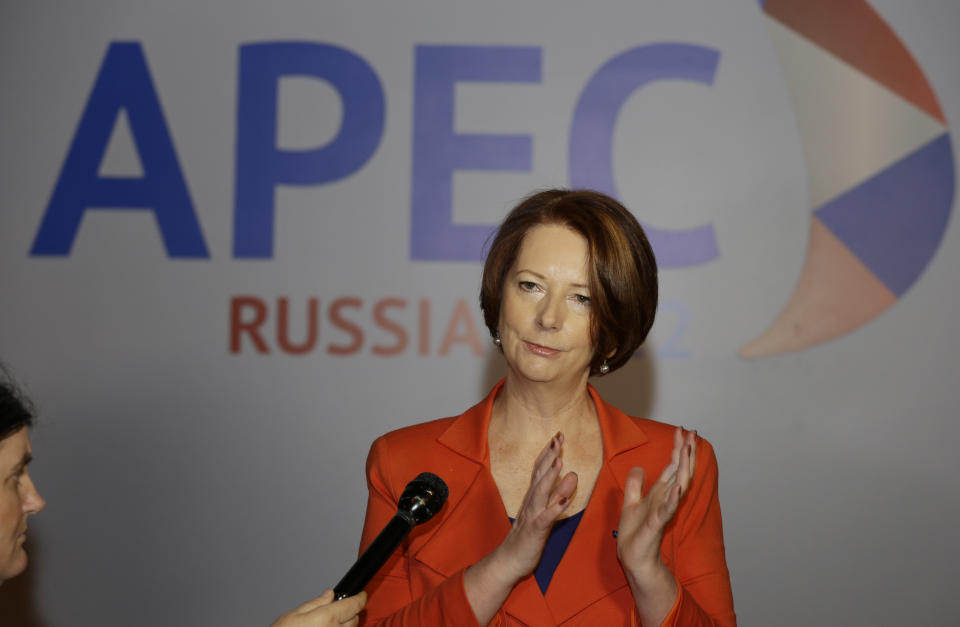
[1,1,959,625]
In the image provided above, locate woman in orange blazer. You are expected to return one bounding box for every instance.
[358,190,736,626]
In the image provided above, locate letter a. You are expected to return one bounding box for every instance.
[31,42,208,257]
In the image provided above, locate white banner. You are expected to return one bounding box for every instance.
[1,1,958,624]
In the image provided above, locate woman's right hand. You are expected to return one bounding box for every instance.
[497,431,579,579]
[464,432,578,623]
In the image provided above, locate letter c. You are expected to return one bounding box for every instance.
[569,43,720,267]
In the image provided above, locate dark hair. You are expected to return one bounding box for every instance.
[480,189,658,376]
[1,367,35,441]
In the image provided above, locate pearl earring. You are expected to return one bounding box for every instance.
[599,359,610,375]
[493,332,502,347]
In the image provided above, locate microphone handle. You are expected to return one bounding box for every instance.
[333,513,414,600]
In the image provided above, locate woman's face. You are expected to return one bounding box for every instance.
[498,224,597,386]
[0,428,44,584]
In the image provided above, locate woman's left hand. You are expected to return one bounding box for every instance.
[616,427,696,622]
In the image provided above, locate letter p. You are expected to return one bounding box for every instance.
[234,42,385,258]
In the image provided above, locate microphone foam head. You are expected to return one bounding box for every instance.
[398,472,449,525]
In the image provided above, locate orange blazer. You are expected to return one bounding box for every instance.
[358,381,736,626]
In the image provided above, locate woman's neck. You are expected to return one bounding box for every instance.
[492,369,596,440]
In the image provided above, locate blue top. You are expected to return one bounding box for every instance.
[510,510,585,594]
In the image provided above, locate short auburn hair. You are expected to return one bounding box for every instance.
[480,189,658,376]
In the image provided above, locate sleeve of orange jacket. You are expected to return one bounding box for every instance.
[357,436,482,627]
[656,437,737,626]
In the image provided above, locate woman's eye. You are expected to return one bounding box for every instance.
[519,281,538,291]
[574,294,591,305]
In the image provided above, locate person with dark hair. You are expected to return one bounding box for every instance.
[357,189,735,625]
[0,374,46,585]
[0,370,365,624]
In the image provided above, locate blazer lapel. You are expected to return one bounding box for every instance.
[413,382,510,578]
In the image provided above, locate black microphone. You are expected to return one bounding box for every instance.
[334,472,448,600]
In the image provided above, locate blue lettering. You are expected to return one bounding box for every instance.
[410,45,541,261]
[31,42,208,257]
[234,42,385,258]
[569,43,720,267]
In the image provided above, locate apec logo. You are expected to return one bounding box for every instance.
[742,0,954,356]
[29,0,954,358]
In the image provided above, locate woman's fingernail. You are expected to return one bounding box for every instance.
[559,496,568,506]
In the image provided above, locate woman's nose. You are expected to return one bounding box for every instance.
[23,474,46,514]
[537,294,564,330]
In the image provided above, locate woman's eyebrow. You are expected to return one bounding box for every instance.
[515,268,544,279]
[13,452,32,474]
[516,269,589,289]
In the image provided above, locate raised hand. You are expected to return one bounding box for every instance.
[616,427,697,623]
[498,431,579,580]
[464,432,578,623]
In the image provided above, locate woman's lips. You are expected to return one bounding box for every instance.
[524,341,560,356]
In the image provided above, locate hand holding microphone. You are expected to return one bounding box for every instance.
[270,589,367,627]
[271,473,446,626]
[334,472,448,599]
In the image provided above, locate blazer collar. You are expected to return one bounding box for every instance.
[417,380,651,625]
[434,379,650,465]
[435,379,503,464]
[589,383,650,463]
